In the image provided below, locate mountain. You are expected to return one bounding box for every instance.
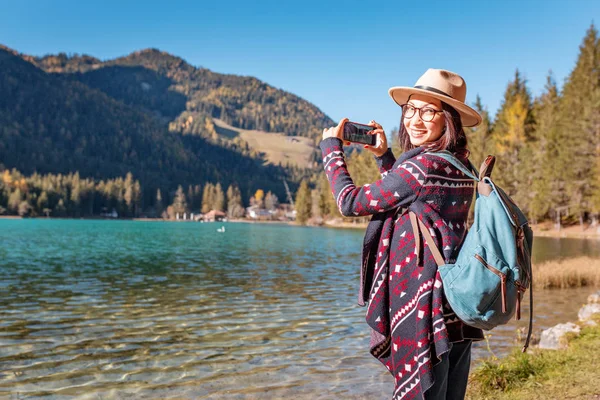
[0,46,299,203]
[30,48,334,142]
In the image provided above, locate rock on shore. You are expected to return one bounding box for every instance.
[578,303,600,325]
[538,290,600,349]
[587,290,600,304]
[539,322,581,349]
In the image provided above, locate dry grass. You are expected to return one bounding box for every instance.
[533,256,600,289]
[467,321,600,399]
[212,118,316,168]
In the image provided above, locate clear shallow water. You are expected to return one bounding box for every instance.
[0,220,598,399]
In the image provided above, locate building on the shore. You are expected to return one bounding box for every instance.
[246,206,272,220]
[203,210,226,222]
[100,208,118,218]
[277,203,296,221]
[246,204,295,221]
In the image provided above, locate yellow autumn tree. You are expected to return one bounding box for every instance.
[490,70,534,205]
[254,189,265,208]
[2,170,12,186]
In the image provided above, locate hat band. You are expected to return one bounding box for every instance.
[414,85,454,100]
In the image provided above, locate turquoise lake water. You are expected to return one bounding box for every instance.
[0,219,598,399]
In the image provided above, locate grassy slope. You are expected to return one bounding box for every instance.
[212,118,316,168]
[467,320,600,399]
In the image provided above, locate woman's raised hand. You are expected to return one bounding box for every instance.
[323,118,351,145]
[364,120,388,157]
[322,119,388,154]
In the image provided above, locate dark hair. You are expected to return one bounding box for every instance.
[398,101,470,157]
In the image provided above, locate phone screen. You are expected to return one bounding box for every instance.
[342,122,376,145]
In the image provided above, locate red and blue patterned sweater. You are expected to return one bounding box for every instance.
[320,137,483,400]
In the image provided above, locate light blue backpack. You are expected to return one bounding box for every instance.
[410,152,534,351]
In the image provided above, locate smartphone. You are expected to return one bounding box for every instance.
[342,121,377,146]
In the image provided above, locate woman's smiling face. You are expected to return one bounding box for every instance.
[402,94,446,146]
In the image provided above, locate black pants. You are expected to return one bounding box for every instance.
[424,340,472,400]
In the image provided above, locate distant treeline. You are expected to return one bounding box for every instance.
[0,168,248,219]
[0,169,142,218]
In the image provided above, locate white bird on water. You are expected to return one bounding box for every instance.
[217,226,225,233]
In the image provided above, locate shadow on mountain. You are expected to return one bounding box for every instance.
[213,123,240,139]
[73,65,188,121]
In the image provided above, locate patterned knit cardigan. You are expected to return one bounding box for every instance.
[320,137,482,400]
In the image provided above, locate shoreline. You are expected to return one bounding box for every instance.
[320,221,600,239]
[531,222,600,240]
[3,215,600,239]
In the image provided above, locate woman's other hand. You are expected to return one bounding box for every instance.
[323,118,351,145]
[363,120,388,157]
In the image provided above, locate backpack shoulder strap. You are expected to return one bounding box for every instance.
[426,151,480,182]
[409,211,445,267]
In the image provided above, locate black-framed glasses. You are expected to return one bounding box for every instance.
[401,104,444,122]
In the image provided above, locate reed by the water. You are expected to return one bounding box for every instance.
[533,256,600,289]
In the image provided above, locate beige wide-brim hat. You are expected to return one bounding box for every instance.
[388,69,482,127]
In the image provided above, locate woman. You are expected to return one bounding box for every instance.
[321,69,484,400]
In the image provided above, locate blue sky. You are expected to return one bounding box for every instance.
[1,0,599,134]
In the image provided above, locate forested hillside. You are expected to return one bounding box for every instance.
[0,47,296,213]
[30,48,334,141]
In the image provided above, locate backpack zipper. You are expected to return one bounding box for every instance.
[474,254,507,313]
[514,281,528,321]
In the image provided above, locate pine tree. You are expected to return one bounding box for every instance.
[214,183,225,212]
[55,198,66,217]
[390,127,402,155]
[344,148,380,223]
[37,191,49,213]
[171,185,188,216]
[226,184,235,205]
[226,184,245,218]
[295,179,312,224]
[467,95,492,169]
[318,172,336,218]
[529,74,561,223]
[201,183,214,213]
[187,185,195,211]
[115,177,125,216]
[132,180,141,217]
[346,148,379,187]
[264,191,279,211]
[18,200,31,217]
[591,153,600,229]
[155,189,164,217]
[123,172,134,216]
[558,24,600,227]
[311,188,321,219]
[70,172,82,217]
[7,188,21,213]
[193,184,202,211]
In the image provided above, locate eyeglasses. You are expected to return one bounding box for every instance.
[401,104,444,122]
